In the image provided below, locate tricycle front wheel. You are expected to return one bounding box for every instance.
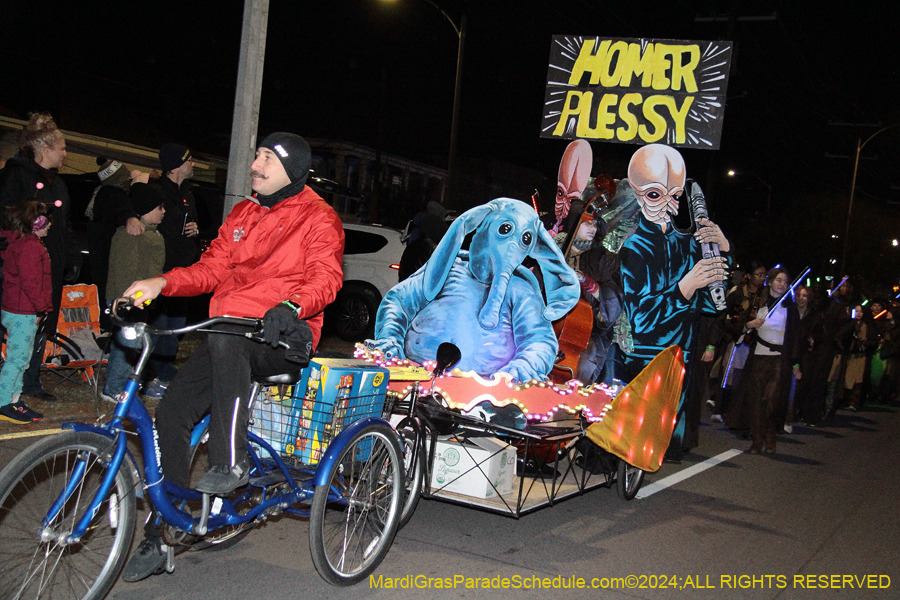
[616,459,645,500]
[309,422,403,585]
[0,431,137,600]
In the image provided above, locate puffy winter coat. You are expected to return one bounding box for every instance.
[162,187,344,349]
[0,231,53,315]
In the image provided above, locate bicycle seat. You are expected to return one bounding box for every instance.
[252,371,301,385]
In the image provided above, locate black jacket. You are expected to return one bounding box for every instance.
[0,154,82,288]
[158,176,200,272]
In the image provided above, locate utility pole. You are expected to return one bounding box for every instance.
[839,123,900,278]
[224,0,269,215]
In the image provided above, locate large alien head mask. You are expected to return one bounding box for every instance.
[423,198,579,330]
[627,144,686,227]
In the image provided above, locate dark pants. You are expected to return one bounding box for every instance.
[147,310,186,383]
[156,325,297,488]
[743,355,788,448]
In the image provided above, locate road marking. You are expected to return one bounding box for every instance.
[0,428,61,441]
[636,448,743,499]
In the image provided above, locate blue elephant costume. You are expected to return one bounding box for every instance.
[368,198,580,383]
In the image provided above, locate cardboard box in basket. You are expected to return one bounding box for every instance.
[430,436,516,499]
[285,358,390,465]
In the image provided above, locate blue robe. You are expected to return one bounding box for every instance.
[620,213,731,456]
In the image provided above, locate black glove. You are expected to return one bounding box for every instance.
[262,304,300,347]
[262,303,314,364]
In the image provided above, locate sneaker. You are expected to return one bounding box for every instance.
[783,422,793,434]
[122,536,167,582]
[705,399,716,410]
[710,414,724,423]
[195,462,250,495]
[11,401,42,421]
[100,389,118,404]
[143,378,169,399]
[0,403,34,424]
[25,389,57,402]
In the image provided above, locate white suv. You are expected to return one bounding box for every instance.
[326,222,405,341]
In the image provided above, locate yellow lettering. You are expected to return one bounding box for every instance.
[618,43,655,88]
[639,96,668,142]
[552,91,585,136]
[656,95,693,143]
[664,43,700,91]
[617,93,642,140]
[646,45,671,90]
[577,93,616,139]
[570,40,700,92]
[569,39,612,86]
[793,575,804,588]
[600,40,630,87]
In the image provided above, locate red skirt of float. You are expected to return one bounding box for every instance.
[359,344,686,474]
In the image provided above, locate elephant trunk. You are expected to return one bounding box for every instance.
[478,267,512,330]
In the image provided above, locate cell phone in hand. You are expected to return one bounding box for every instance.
[182,213,189,235]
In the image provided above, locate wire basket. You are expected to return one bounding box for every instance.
[250,384,393,465]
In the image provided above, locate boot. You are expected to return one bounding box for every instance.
[764,431,776,454]
[748,434,762,455]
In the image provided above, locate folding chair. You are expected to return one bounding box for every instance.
[41,284,105,400]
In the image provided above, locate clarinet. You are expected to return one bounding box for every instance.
[688,180,727,311]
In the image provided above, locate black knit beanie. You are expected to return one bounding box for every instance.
[159,143,192,173]
[131,182,165,217]
[258,133,311,186]
[255,133,311,207]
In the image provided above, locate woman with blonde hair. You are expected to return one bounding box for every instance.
[0,112,82,403]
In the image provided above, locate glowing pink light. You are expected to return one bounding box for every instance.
[54,200,62,207]
[36,182,44,190]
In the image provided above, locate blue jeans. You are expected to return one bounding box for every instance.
[104,330,142,396]
[0,311,39,406]
[147,310,186,384]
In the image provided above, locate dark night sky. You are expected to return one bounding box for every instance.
[2,0,899,284]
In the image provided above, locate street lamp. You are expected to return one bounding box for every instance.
[839,123,900,279]
[382,0,466,206]
[726,169,772,217]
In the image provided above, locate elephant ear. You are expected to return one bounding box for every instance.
[422,203,494,301]
[528,225,581,321]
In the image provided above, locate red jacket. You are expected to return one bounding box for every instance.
[162,187,344,349]
[0,231,53,315]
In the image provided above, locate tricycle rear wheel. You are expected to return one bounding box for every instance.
[616,459,644,500]
[309,422,403,585]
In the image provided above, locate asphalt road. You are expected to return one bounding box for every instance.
[1,404,896,600]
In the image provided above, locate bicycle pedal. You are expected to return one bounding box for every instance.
[164,544,175,574]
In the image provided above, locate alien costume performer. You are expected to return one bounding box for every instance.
[620,144,731,460]
[369,198,580,383]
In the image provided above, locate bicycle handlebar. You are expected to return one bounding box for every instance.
[109,297,263,339]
